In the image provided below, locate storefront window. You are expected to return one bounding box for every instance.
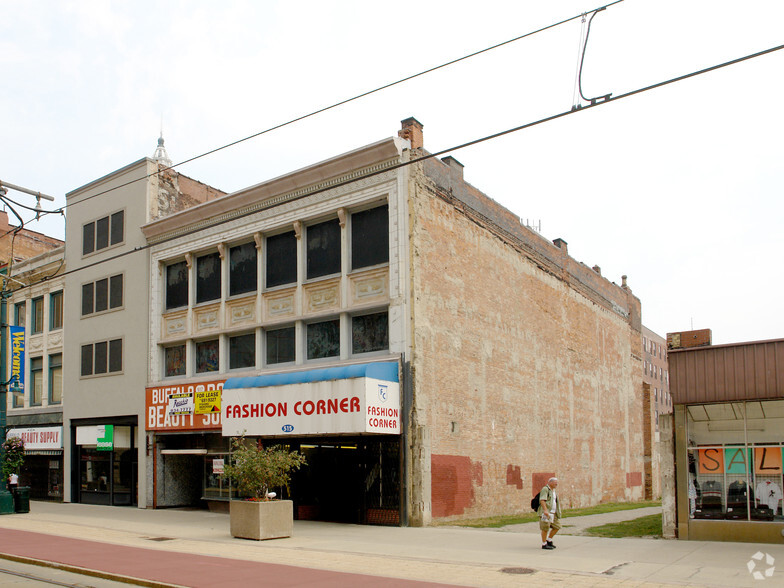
[687,400,784,522]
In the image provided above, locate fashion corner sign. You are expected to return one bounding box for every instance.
[221,362,401,437]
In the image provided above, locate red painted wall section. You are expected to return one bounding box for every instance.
[626,472,643,487]
[506,465,523,489]
[532,472,556,496]
[431,455,483,518]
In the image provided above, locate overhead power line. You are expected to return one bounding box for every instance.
[52,0,625,213]
[6,39,784,294]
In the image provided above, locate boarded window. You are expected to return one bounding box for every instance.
[306,219,341,280]
[230,242,257,296]
[166,261,188,310]
[266,231,297,288]
[307,319,340,360]
[196,252,221,304]
[266,327,295,365]
[352,205,389,269]
[229,333,255,369]
[352,312,389,354]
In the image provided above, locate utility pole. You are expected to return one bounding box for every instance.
[0,180,55,515]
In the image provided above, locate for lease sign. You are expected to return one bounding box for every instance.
[222,377,400,437]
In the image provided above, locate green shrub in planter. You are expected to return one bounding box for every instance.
[222,435,306,500]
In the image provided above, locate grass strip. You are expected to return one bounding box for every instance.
[440,500,661,528]
[583,513,663,538]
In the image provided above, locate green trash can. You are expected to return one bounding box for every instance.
[12,487,30,514]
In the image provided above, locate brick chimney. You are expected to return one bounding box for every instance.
[552,238,568,254]
[441,156,464,180]
[399,117,424,149]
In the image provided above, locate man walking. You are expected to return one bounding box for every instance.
[538,477,562,550]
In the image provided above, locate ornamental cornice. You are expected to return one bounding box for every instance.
[146,162,399,246]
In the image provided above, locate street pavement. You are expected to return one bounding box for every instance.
[0,501,782,587]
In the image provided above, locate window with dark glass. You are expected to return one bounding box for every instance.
[306,219,341,280]
[82,274,123,316]
[229,242,257,296]
[196,252,221,304]
[229,333,255,369]
[81,339,122,376]
[352,312,389,354]
[95,278,109,312]
[351,205,389,270]
[31,297,44,334]
[50,291,63,329]
[165,345,186,377]
[196,339,219,373]
[110,211,124,245]
[307,319,340,360]
[82,211,124,255]
[266,327,295,364]
[49,354,62,404]
[166,261,188,310]
[266,231,297,288]
[83,222,95,255]
[30,357,43,405]
[14,302,25,327]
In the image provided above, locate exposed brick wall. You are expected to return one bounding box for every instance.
[0,211,63,265]
[431,454,481,518]
[409,158,644,522]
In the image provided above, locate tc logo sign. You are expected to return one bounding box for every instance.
[747,551,775,580]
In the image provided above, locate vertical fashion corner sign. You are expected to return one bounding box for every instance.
[9,326,25,391]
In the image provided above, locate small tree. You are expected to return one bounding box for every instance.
[222,435,306,501]
[2,436,25,481]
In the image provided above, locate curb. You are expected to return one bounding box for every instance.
[0,552,185,588]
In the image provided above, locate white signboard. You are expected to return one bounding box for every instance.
[7,427,63,450]
[222,377,400,437]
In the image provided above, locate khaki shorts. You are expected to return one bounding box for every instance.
[539,516,562,532]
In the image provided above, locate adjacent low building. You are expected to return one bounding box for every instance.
[669,332,784,543]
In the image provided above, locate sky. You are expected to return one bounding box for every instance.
[1,0,782,345]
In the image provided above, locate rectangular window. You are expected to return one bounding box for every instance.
[352,312,389,354]
[14,302,25,327]
[82,274,123,316]
[307,319,340,360]
[306,219,341,280]
[229,242,257,296]
[196,339,219,373]
[30,357,43,406]
[266,327,295,365]
[266,231,297,288]
[110,211,124,245]
[95,278,108,312]
[31,297,44,334]
[229,333,255,369]
[352,205,389,270]
[165,345,186,377]
[166,261,188,310]
[82,211,124,255]
[50,291,63,329]
[196,252,221,304]
[49,354,62,404]
[81,339,122,376]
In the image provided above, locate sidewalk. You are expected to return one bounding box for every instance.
[0,501,781,587]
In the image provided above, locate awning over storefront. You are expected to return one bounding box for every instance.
[222,361,400,438]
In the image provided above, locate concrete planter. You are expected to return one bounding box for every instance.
[230,499,293,540]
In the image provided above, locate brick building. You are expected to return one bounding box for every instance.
[137,118,645,524]
[641,326,671,499]
[0,210,63,266]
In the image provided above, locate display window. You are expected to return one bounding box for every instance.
[687,400,784,522]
